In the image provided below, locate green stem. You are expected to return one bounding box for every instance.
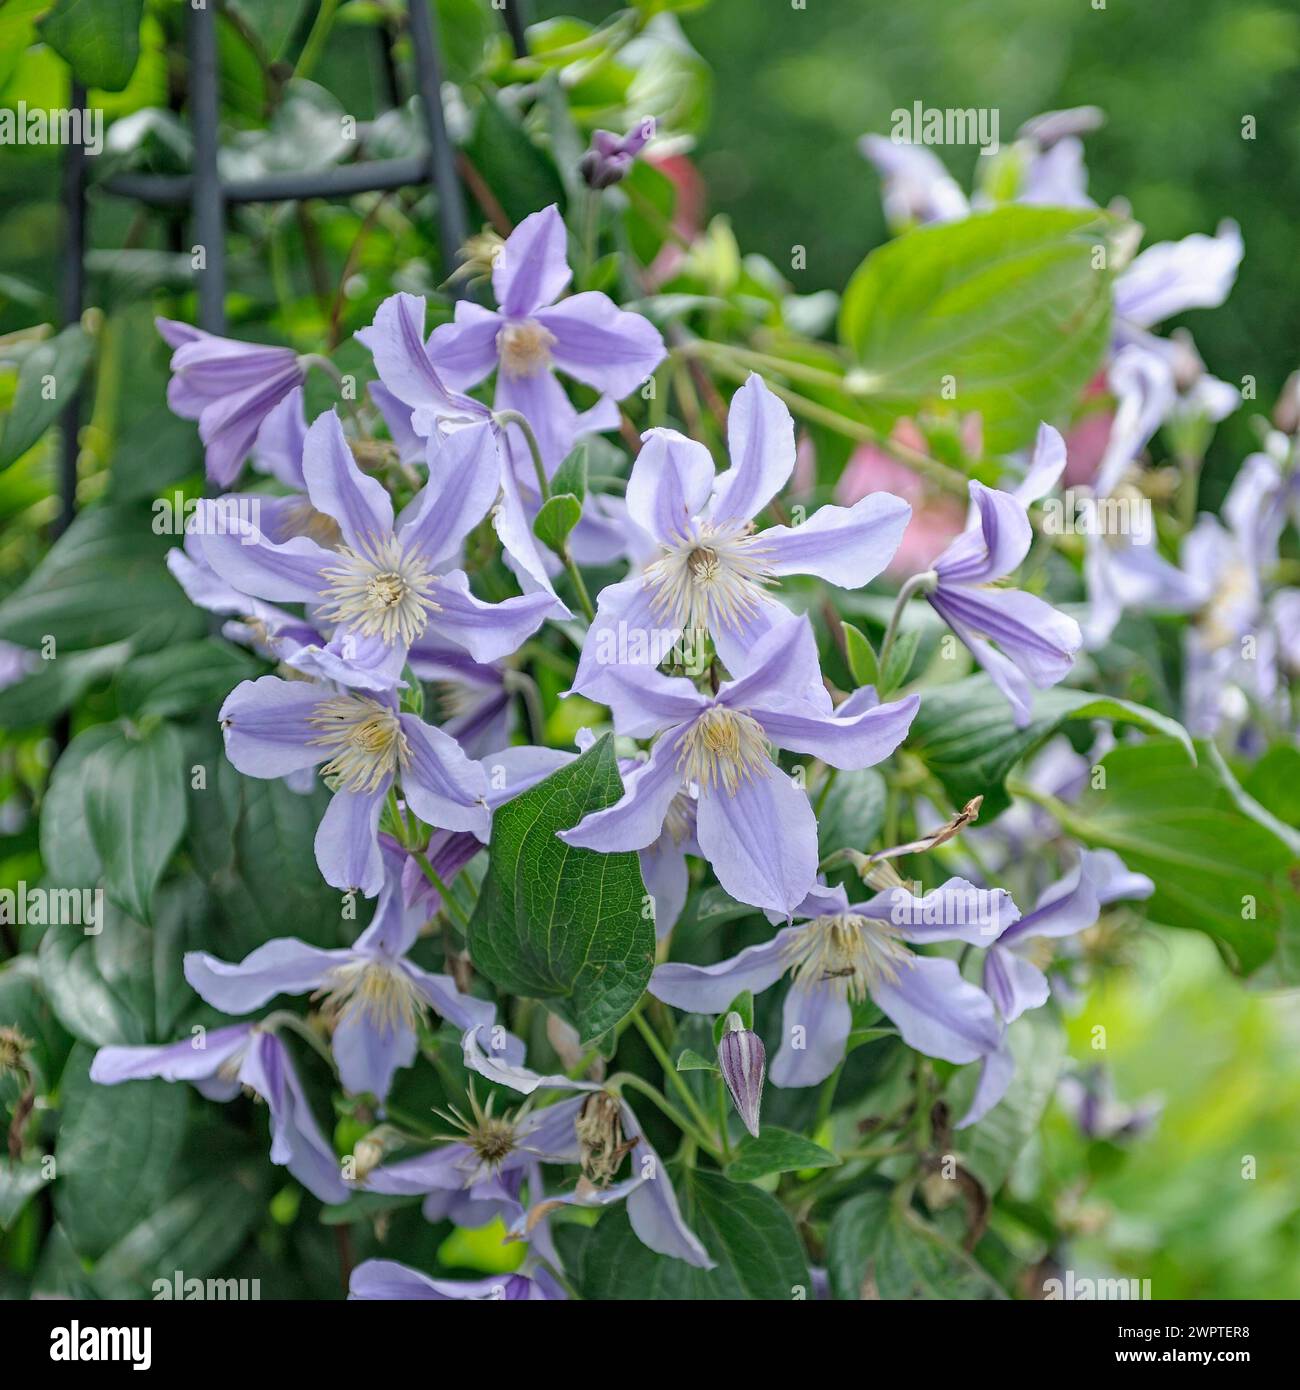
[878,569,937,675]
[494,409,551,502]
[611,1072,720,1159]
[412,852,471,930]
[294,0,342,82]
[714,1078,734,1160]
[630,1010,719,1148]
[562,546,597,622]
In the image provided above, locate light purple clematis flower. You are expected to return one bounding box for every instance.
[218,674,490,897]
[349,1259,564,1300]
[157,318,307,487]
[1082,348,1208,649]
[921,424,1082,726]
[199,407,558,689]
[182,844,514,1101]
[858,135,969,230]
[651,878,1010,1089]
[573,373,911,700]
[1112,219,1242,353]
[563,617,918,916]
[423,203,665,475]
[1057,1065,1162,1143]
[959,849,1152,1130]
[460,1031,715,1269]
[89,1022,348,1204]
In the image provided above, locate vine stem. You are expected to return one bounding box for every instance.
[629,1009,720,1150]
[878,569,938,675]
[493,409,551,501]
[610,1072,721,1161]
[412,851,472,930]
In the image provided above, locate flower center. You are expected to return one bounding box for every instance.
[576,1091,637,1186]
[497,318,556,378]
[1199,558,1253,650]
[318,535,440,647]
[307,694,409,793]
[642,521,773,635]
[317,959,427,1034]
[431,1088,522,1172]
[676,706,770,797]
[786,913,914,1002]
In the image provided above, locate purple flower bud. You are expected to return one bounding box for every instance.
[579,122,654,189]
[717,1013,765,1139]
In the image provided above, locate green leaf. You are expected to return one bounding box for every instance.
[711,989,754,1044]
[674,1048,718,1073]
[841,620,879,687]
[54,1045,188,1262]
[839,207,1113,453]
[550,442,589,503]
[117,639,261,720]
[952,1010,1065,1194]
[38,0,144,92]
[82,721,187,924]
[39,724,119,890]
[532,492,583,556]
[910,674,1195,819]
[469,735,654,1043]
[725,1127,840,1182]
[879,629,920,695]
[0,502,204,653]
[0,327,93,471]
[826,1186,1007,1300]
[573,1170,811,1299]
[37,882,209,1047]
[464,92,565,228]
[817,767,886,859]
[0,1159,49,1232]
[0,642,131,730]
[1046,739,1300,976]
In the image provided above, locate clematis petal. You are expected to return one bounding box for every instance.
[571,573,682,701]
[751,691,919,770]
[425,300,504,390]
[1113,219,1242,330]
[397,715,491,838]
[934,481,1033,586]
[493,204,572,318]
[253,384,308,488]
[427,571,557,664]
[625,427,716,544]
[183,939,349,1014]
[982,945,1049,1024]
[535,291,666,398]
[770,979,853,1088]
[315,786,388,896]
[219,676,330,780]
[355,292,444,412]
[758,492,910,587]
[869,878,1020,947]
[619,1102,715,1268]
[650,927,801,1012]
[695,758,819,916]
[639,833,690,940]
[396,420,502,564]
[369,381,426,466]
[332,1009,417,1099]
[869,954,1002,1064]
[301,408,394,550]
[560,734,685,853]
[590,665,709,740]
[718,612,833,713]
[708,373,796,526]
[494,366,586,479]
[239,1030,349,1203]
[89,1024,252,1089]
[955,1035,1015,1130]
[199,504,332,603]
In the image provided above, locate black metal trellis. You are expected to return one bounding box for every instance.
[58,0,531,534]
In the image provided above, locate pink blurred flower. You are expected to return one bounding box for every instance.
[835,420,966,576]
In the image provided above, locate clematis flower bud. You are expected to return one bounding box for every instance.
[716,1013,765,1139]
[580,121,654,189]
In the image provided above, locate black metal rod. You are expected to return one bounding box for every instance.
[189,0,225,331]
[406,0,469,290]
[102,155,435,208]
[55,81,87,540]
[502,0,530,58]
